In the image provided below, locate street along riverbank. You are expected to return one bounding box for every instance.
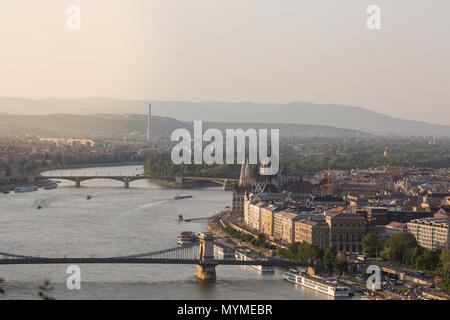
[206,210,277,258]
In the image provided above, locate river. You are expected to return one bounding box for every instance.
[0,165,349,300]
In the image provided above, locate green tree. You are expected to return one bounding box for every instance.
[440,249,450,277]
[257,233,266,245]
[279,242,321,263]
[335,251,348,276]
[361,233,381,257]
[38,280,55,300]
[405,246,424,267]
[323,246,336,274]
[381,233,417,264]
[418,250,441,273]
[440,278,450,292]
[0,277,4,295]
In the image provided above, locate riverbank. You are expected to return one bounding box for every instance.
[0,180,55,192]
[151,178,221,189]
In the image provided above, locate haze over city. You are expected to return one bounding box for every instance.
[0,0,449,305]
[1,0,449,125]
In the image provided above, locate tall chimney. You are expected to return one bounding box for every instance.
[147,103,151,142]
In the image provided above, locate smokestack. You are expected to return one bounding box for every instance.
[147,103,151,142]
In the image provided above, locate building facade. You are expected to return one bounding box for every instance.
[294,219,330,249]
[407,218,450,250]
[326,213,366,252]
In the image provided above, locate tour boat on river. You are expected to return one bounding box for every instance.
[14,185,38,193]
[43,183,58,190]
[177,231,198,246]
[283,269,354,297]
[174,195,193,200]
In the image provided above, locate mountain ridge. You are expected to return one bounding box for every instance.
[0,113,371,139]
[0,97,448,137]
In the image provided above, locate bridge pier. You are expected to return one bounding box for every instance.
[196,263,216,281]
[195,232,216,281]
[222,179,234,191]
[75,177,81,188]
[124,178,130,189]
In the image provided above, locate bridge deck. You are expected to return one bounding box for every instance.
[0,257,304,267]
[37,175,238,184]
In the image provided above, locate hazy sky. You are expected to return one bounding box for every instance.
[0,0,449,125]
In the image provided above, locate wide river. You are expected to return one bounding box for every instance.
[0,165,354,300]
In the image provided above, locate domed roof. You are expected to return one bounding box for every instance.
[260,155,279,175]
[260,156,272,168]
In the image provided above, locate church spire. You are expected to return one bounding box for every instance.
[239,159,252,187]
[244,160,251,186]
[239,161,246,186]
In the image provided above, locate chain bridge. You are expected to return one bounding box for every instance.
[0,233,305,280]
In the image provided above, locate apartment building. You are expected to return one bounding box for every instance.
[271,210,299,244]
[245,201,266,231]
[294,218,330,249]
[244,199,367,252]
[260,205,275,236]
[407,218,450,250]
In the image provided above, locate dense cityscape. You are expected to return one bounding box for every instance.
[1,2,449,313]
[1,114,449,300]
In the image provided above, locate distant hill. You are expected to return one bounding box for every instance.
[0,97,449,137]
[0,113,369,139]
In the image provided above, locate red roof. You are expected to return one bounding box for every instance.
[328,206,347,213]
[386,222,407,229]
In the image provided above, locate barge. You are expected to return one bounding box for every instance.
[14,185,38,193]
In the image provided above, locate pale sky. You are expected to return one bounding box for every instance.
[0,0,449,125]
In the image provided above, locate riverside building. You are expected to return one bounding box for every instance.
[407,218,450,250]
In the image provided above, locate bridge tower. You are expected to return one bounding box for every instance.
[195,232,216,280]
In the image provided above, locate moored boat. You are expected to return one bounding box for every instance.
[177,231,198,246]
[282,269,354,297]
[43,183,58,190]
[174,195,193,200]
[14,185,38,193]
